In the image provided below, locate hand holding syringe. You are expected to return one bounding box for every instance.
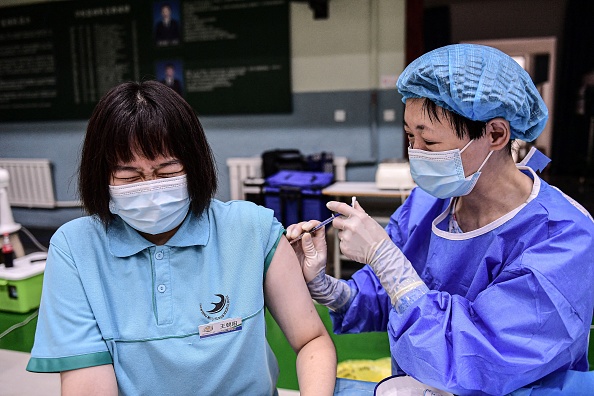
[290,196,357,245]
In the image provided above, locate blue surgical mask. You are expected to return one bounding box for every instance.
[109,175,190,235]
[408,140,493,199]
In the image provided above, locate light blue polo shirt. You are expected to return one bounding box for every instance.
[27,199,284,395]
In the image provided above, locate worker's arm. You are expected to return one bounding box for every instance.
[264,237,337,396]
[61,364,118,396]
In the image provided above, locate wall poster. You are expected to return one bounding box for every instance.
[0,0,291,121]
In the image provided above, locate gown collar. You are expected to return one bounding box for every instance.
[432,165,540,240]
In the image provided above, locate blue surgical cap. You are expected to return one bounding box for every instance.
[397,44,548,142]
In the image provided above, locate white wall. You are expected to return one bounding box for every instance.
[291,0,406,92]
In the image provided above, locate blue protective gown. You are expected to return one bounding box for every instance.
[330,166,594,395]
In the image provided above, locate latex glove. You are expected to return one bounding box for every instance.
[328,200,428,313]
[327,200,391,265]
[306,271,353,312]
[368,239,429,313]
[286,220,327,283]
[287,220,353,311]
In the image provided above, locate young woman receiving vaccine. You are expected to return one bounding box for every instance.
[287,44,594,395]
[27,81,337,395]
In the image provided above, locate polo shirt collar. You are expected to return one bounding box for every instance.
[107,210,210,257]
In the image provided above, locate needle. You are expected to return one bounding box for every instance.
[289,213,342,244]
[289,196,357,245]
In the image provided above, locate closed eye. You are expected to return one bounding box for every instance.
[156,170,184,178]
[114,175,142,182]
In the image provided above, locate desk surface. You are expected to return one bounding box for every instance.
[322,181,413,198]
[0,349,301,395]
[0,349,60,396]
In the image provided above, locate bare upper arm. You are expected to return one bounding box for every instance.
[61,364,118,396]
[264,236,328,353]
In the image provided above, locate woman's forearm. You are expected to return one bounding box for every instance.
[295,333,337,396]
[61,365,118,396]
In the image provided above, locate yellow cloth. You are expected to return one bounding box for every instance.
[336,357,392,382]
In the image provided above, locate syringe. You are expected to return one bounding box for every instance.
[289,196,356,245]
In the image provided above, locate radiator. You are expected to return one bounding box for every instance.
[0,158,56,208]
[226,157,263,201]
[226,156,347,201]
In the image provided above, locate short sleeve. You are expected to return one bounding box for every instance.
[261,209,285,276]
[27,229,112,373]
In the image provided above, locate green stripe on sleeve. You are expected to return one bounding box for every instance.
[26,351,113,373]
[264,230,285,278]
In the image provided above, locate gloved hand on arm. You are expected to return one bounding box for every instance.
[328,200,429,314]
[286,220,352,311]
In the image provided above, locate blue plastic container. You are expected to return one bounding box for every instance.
[264,170,334,226]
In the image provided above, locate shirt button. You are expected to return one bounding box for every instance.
[155,251,164,260]
[157,284,166,293]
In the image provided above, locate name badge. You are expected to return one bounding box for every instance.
[198,317,242,338]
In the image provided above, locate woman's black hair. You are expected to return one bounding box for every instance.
[78,80,218,225]
[421,98,513,154]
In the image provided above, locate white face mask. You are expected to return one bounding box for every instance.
[408,140,493,199]
[109,175,190,235]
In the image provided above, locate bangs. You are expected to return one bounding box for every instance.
[421,98,451,125]
[107,94,174,169]
[421,98,485,140]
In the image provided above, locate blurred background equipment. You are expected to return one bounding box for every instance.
[375,160,416,190]
[0,167,48,314]
[0,168,21,236]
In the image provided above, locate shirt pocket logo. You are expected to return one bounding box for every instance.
[200,293,230,320]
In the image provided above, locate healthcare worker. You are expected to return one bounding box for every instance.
[287,44,594,395]
[27,81,337,395]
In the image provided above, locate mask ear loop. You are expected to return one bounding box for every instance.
[476,150,494,172]
[459,139,474,153]
[460,139,493,173]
